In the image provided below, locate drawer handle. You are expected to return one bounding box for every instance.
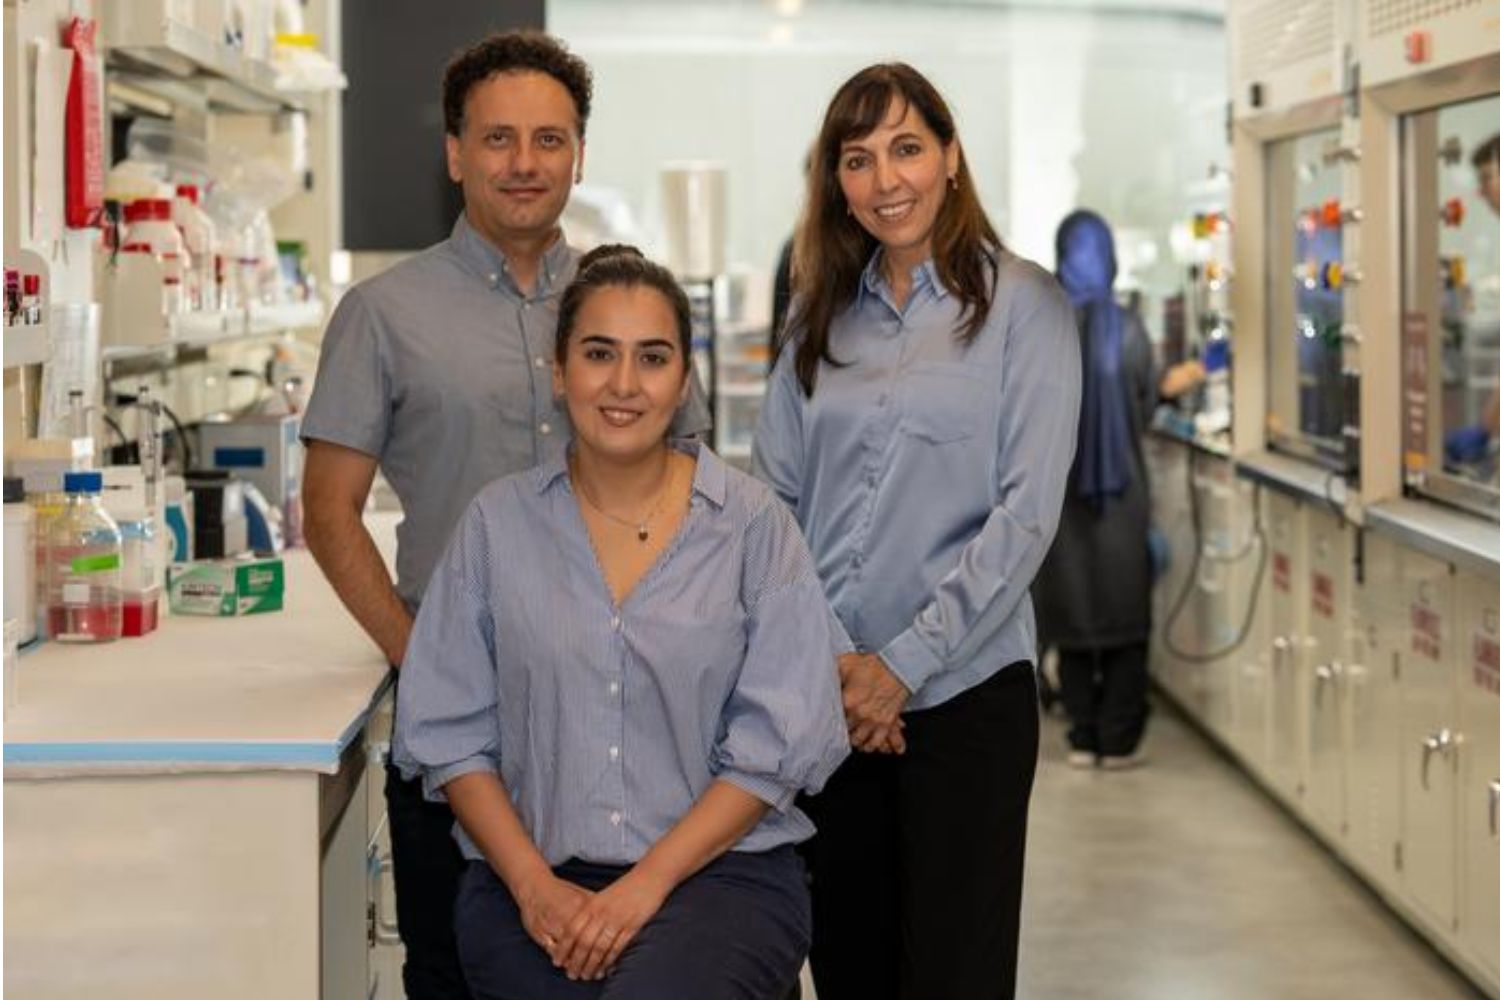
[369,850,402,945]
[1489,780,1500,839]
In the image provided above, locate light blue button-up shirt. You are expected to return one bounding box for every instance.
[752,249,1081,711]
[393,442,850,866]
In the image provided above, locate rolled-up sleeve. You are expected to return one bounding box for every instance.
[300,287,391,457]
[710,495,850,811]
[880,276,1082,694]
[393,502,502,801]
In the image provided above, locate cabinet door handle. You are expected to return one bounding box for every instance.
[1489,780,1500,839]
[1272,636,1291,670]
[1314,663,1336,709]
[1420,729,1455,791]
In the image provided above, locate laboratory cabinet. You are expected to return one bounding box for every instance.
[1262,488,1310,802]
[3,518,402,1000]
[1458,572,1500,984]
[1151,483,1500,998]
[1301,504,1354,842]
[1344,531,1402,884]
[1398,546,1460,932]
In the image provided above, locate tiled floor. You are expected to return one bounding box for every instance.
[799,696,1488,1000]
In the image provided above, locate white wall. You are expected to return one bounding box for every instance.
[549,0,1227,320]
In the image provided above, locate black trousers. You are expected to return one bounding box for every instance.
[1058,641,1150,757]
[386,760,474,1000]
[798,664,1039,1000]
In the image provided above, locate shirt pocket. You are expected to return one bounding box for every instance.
[899,361,990,445]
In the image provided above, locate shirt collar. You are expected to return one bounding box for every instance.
[449,214,575,298]
[856,249,948,309]
[534,439,727,510]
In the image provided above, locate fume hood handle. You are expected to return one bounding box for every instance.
[1322,142,1361,164]
[1489,780,1500,838]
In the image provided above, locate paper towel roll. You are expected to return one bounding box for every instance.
[660,162,727,280]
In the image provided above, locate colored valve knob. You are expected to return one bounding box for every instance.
[1320,198,1343,228]
[1321,260,1343,290]
[1191,212,1225,240]
[1440,197,1465,228]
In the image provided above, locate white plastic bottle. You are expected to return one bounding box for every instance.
[3,478,37,645]
[122,198,192,315]
[46,471,123,644]
[173,184,216,311]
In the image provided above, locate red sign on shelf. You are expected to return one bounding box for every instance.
[1273,552,1291,593]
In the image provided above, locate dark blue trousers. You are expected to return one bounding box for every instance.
[455,846,810,1000]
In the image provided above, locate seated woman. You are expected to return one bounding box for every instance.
[393,244,849,1000]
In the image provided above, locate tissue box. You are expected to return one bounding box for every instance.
[167,557,284,616]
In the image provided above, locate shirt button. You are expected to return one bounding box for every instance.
[539,422,552,435]
[523,302,531,311]
[611,616,622,631]
[610,811,622,826]
[535,356,547,368]
[609,746,620,760]
[609,681,620,695]
[488,272,498,284]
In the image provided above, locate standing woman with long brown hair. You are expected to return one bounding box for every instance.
[753,64,1081,1000]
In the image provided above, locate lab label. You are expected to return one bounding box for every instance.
[1475,632,1500,699]
[167,557,284,616]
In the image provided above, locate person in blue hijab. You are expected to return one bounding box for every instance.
[1032,210,1160,769]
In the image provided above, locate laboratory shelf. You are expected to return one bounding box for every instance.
[102,4,305,115]
[102,299,325,361]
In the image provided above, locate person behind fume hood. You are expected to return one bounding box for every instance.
[1445,132,1500,466]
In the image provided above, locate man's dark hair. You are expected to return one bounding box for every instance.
[442,31,593,139]
[1472,133,1500,171]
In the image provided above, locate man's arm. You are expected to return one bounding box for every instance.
[303,439,413,666]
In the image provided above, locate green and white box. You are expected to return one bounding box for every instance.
[167,556,285,616]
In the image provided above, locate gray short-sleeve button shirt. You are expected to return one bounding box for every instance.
[302,215,712,609]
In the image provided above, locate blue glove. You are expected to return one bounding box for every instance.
[1202,338,1231,374]
[1444,425,1491,464]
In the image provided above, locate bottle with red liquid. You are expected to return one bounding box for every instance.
[46,471,123,643]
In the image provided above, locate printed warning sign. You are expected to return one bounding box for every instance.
[1411,604,1442,661]
[1475,632,1500,698]
[1273,552,1291,594]
[1312,572,1335,619]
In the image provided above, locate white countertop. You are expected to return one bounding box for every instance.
[3,513,399,777]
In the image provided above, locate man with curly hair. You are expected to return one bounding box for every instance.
[302,31,707,999]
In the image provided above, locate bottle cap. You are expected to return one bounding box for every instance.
[175,183,200,204]
[3,477,24,503]
[63,471,103,494]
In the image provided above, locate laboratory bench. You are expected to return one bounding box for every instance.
[3,514,402,1000]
